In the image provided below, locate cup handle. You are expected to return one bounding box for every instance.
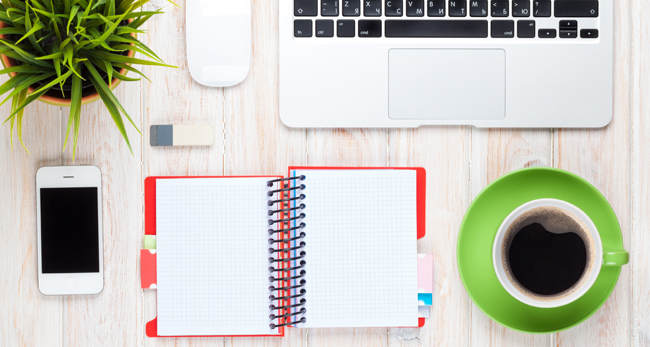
[602,249,629,266]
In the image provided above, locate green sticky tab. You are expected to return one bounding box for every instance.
[144,235,156,249]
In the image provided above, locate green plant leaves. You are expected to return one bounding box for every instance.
[62,70,81,159]
[84,60,133,155]
[1,0,174,158]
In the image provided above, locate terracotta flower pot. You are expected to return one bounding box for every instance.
[0,20,134,107]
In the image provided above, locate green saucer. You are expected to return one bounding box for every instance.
[457,167,624,334]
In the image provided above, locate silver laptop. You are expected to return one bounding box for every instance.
[279,0,612,128]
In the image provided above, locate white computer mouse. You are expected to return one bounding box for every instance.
[186,0,251,87]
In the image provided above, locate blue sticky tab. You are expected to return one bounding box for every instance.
[418,293,433,306]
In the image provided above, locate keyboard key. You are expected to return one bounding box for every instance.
[532,0,550,17]
[295,0,318,16]
[470,0,488,17]
[560,30,577,38]
[580,28,598,38]
[555,1,598,17]
[322,0,339,16]
[559,20,577,38]
[512,0,530,17]
[343,0,361,16]
[406,0,425,16]
[517,20,535,37]
[337,19,356,37]
[427,0,445,16]
[386,0,404,16]
[491,20,514,38]
[359,19,382,37]
[385,20,488,37]
[294,19,313,37]
[559,20,578,30]
[364,0,382,16]
[449,0,467,17]
[538,28,556,38]
[316,19,335,36]
[491,0,509,17]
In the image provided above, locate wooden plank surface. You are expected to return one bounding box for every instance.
[555,0,632,344]
[60,73,144,347]
[0,0,647,346]
[387,127,469,347]
[469,129,553,347]
[0,88,63,347]
[631,1,650,346]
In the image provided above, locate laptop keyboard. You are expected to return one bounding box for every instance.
[293,0,599,39]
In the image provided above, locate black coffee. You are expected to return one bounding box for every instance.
[508,223,587,296]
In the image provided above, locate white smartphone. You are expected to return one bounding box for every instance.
[36,166,104,295]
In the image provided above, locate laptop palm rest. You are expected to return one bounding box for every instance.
[388,49,506,120]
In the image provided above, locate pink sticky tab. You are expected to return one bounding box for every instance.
[418,254,433,293]
[141,249,157,289]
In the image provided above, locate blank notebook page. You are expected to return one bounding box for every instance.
[156,178,277,336]
[293,169,419,328]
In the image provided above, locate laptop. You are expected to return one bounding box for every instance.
[279,0,612,128]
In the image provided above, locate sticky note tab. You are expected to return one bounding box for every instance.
[418,306,430,318]
[141,249,157,289]
[144,235,156,249]
[418,293,432,306]
[418,253,433,293]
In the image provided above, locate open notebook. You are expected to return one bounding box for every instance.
[142,167,426,337]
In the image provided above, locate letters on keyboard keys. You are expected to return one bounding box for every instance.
[470,0,488,17]
[385,20,489,37]
[512,0,530,17]
[294,19,313,37]
[449,0,467,16]
[491,0,509,17]
[491,20,514,38]
[386,0,404,16]
[555,1,598,17]
[359,19,382,37]
[343,0,361,16]
[517,20,535,37]
[427,0,445,16]
[322,0,339,16]
[338,19,356,36]
[316,19,335,36]
[295,0,318,16]
[406,0,425,17]
[364,0,382,16]
[533,0,551,17]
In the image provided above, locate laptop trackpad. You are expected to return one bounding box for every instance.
[388,49,505,120]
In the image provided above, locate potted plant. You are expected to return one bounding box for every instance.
[0,0,175,159]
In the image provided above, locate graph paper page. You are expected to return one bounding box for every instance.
[156,178,277,336]
[293,169,419,328]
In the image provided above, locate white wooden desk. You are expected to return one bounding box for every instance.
[1,0,648,346]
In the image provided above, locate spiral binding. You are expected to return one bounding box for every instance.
[267,175,307,329]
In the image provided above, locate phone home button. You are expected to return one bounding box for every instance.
[64,277,76,290]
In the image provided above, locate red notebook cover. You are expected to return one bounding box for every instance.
[143,168,426,337]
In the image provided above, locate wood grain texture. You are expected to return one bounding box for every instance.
[142,1,226,347]
[0,0,648,345]
[225,1,306,347]
[554,0,632,345]
[387,127,469,347]
[631,1,650,346]
[59,65,144,346]
[469,128,553,347]
[0,83,63,347]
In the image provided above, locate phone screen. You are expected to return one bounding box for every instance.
[40,187,100,273]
